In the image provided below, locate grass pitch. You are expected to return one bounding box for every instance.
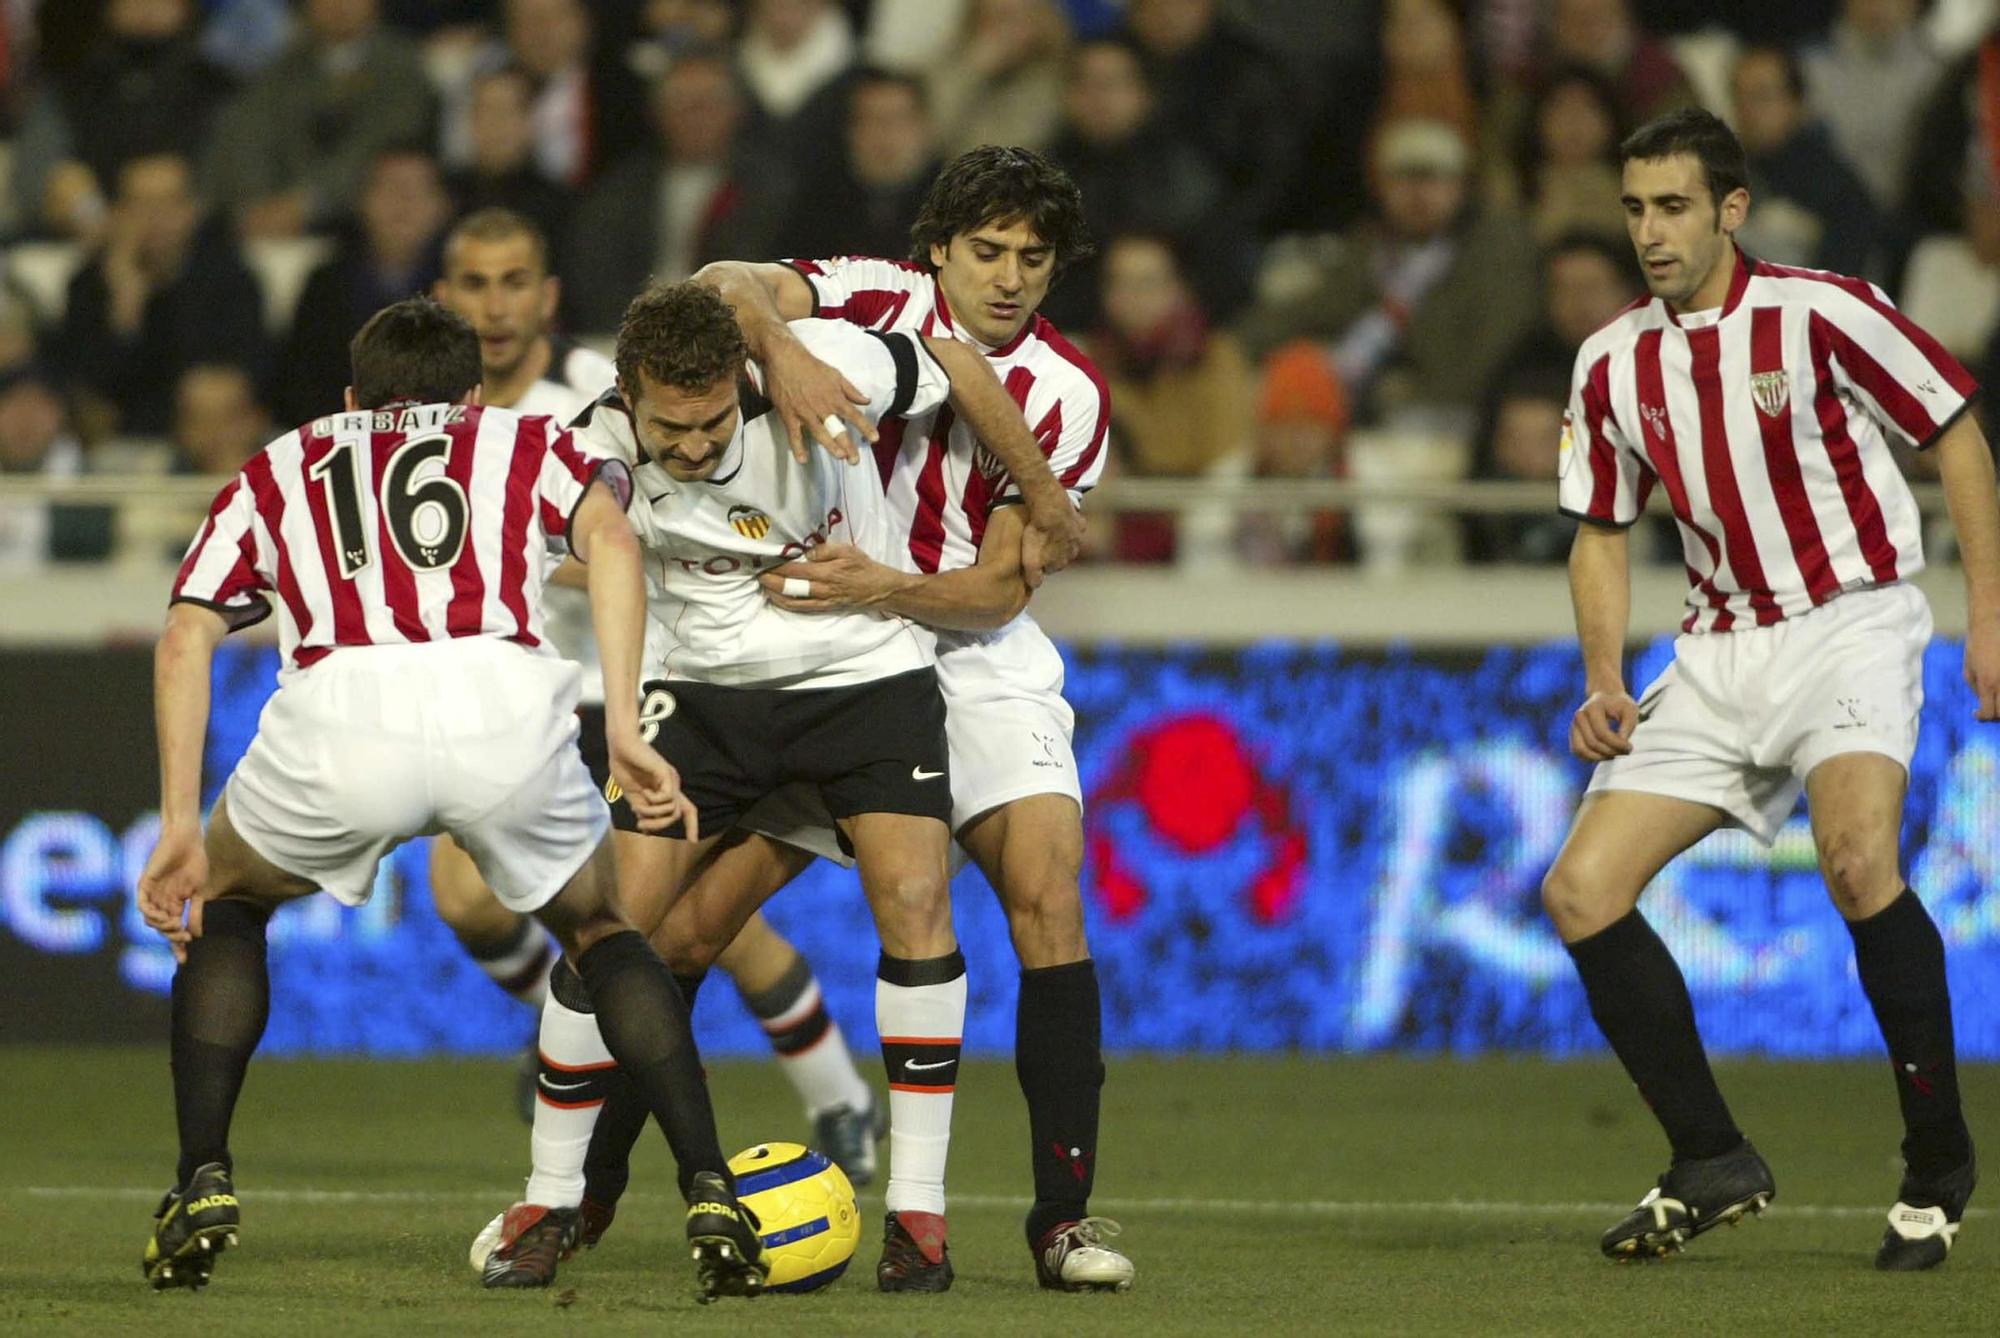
[3,1048,1995,1336]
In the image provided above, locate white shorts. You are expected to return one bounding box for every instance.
[224,639,609,912]
[740,615,1082,859]
[1588,582,1930,844]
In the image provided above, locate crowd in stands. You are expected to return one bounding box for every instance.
[1,0,1998,573]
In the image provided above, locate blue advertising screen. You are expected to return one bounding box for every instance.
[4,638,1997,1057]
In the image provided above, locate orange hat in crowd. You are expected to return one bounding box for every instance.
[1259,342,1350,437]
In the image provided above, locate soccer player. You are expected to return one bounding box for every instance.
[136,298,766,1300]
[427,209,881,1164]
[1545,109,1997,1269]
[609,144,1136,1293]
[476,280,1084,1290]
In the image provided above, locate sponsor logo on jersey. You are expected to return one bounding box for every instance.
[728,505,772,540]
[1750,370,1790,419]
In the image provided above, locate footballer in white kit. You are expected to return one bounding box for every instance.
[137,298,769,1303]
[1543,110,2000,1272]
[479,279,1086,1296]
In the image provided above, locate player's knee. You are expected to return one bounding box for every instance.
[1001,871,1088,967]
[1818,831,1899,918]
[869,866,952,950]
[1541,858,1625,940]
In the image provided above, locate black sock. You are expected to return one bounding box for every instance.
[171,899,273,1187]
[573,934,722,1200]
[1017,960,1105,1245]
[582,970,707,1207]
[1566,910,1742,1163]
[1848,888,1971,1180]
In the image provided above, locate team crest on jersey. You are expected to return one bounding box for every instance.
[728,505,772,540]
[1750,370,1790,419]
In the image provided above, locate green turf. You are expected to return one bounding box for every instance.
[2,1048,1994,1336]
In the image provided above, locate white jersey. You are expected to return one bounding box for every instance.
[574,318,951,688]
[1559,252,1978,634]
[508,339,618,702]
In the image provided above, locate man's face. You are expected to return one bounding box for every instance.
[435,234,557,383]
[1732,52,1801,155]
[1101,237,1182,339]
[118,155,200,267]
[1552,0,1629,68]
[469,73,535,172]
[1492,396,1565,479]
[1127,0,1213,56]
[751,0,823,50]
[930,218,1055,347]
[625,368,741,480]
[848,82,932,188]
[175,367,269,475]
[361,155,448,263]
[0,381,65,470]
[1376,165,1464,240]
[1622,153,1744,307]
[658,60,740,164]
[1546,248,1634,345]
[508,0,588,78]
[1064,45,1149,147]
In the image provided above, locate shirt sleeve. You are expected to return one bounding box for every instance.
[170,473,272,632]
[1558,348,1650,527]
[782,256,929,330]
[1808,277,1982,450]
[789,319,949,423]
[537,423,634,556]
[995,365,1110,510]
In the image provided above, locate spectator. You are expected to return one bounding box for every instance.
[1803,0,1943,213]
[1511,65,1628,245]
[200,0,295,79]
[11,0,232,242]
[562,51,793,334]
[923,0,1071,158]
[1901,24,1993,242]
[737,0,858,175]
[1461,361,1574,564]
[1902,142,2000,366]
[172,364,272,477]
[1482,231,1642,408]
[1731,45,1883,276]
[446,67,574,247]
[1238,119,1540,426]
[629,0,742,78]
[1122,0,1298,231]
[0,364,111,569]
[1045,38,1256,329]
[468,0,648,188]
[780,69,940,261]
[58,153,268,438]
[202,0,436,238]
[1549,0,1695,126]
[1237,343,1350,566]
[274,146,450,422]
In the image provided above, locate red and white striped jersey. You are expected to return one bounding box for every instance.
[786,256,1110,575]
[1559,252,1979,633]
[172,401,630,678]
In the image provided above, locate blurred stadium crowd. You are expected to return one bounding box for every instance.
[0,0,1997,572]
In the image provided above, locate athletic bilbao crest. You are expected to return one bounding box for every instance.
[728,505,772,540]
[1750,370,1790,418]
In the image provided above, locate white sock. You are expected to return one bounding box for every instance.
[467,917,555,1008]
[524,985,612,1209]
[877,952,967,1217]
[739,963,873,1118]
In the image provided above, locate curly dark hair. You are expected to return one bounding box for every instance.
[349,297,480,409]
[908,145,1094,274]
[615,281,748,395]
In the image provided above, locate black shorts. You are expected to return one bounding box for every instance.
[581,667,950,840]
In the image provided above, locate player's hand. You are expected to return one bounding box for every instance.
[761,543,905,612]
[766,334,877,465]
[137,822,208,964]
[1020,502,1084,589]
[1965,619,2000,721]
[609,731,698,840]
[1570,690,1640,762]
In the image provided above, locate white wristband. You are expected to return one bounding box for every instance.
[782,577,812,599]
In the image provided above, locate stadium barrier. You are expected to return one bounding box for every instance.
[5,638,1997,1058]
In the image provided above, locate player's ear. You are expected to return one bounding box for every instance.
[430,278,447,301]
[929,240,950,270]
[542,276,560,322]
[342,386,358,412]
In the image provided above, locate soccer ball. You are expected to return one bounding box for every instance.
[729,1141,860,1293]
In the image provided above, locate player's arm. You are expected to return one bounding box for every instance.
[569,480,695,836]
[136,602,229,958]
[1934,412,2000,720]
[762,502,1033,631]
[693,260,873,462]
[1567,522,1639,761]
[920,334,1084,586]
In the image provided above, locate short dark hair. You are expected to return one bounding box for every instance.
[909,145,1094,273]
[348,298,481,408]
[615,282,747,395]
[444,207,551,274]
[1619,107,1749,208]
